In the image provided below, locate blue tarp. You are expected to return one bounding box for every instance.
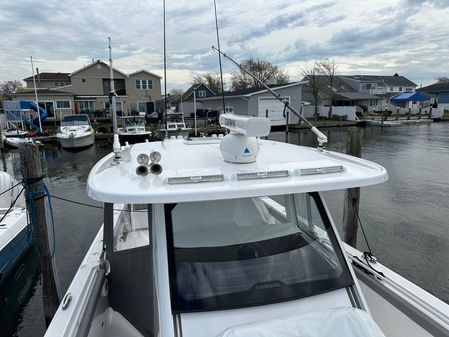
[390,92,428,102]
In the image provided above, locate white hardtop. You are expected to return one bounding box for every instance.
[87,138,388,204]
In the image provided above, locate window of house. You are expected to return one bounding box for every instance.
[54,82,68,87]
[136,79,153,90]
[399,86,403,91]
[390,87,394,91]
[405,87,413,92]
[56,100,71,109]
[105,101,123,113]
[78,101,95,112]
[138,102,147,112]
[81,78,86,83]
[197,90,207,98]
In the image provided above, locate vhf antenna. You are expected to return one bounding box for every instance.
[213,0,226,113]
[212,46,328,148]
[163,0,168,139]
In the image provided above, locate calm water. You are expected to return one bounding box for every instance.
[1,122,449,336]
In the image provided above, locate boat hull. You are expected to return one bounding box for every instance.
[118,132,151,144]
[58,133,95,149]
[0,221,32,287]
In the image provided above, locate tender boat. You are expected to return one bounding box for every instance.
[44,114,449,337]
[0,171,32,287]
[57,114,95,150]
[3,129,29,138]
[157,111,192,140]
[118,116,151,144]
[3,136,32,148]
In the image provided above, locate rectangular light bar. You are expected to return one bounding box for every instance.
[167,174,224,185]
[299,165,344,176]
[237,170,289,180]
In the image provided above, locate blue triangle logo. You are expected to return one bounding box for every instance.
[244,147,250,154]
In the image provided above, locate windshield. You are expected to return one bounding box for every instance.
[165,192,353,312]
[61,115,89,126]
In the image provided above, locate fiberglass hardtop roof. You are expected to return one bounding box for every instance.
[86,139,388,204]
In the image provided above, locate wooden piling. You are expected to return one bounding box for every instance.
[429,107,432,119]
[380,110,384,127]
[396,107,399,121]
[418,106,422,119]
[343,128,362,247]
[408,107,411,120]
[20,142,60,326]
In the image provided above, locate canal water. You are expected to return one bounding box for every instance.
[1,122,449,336]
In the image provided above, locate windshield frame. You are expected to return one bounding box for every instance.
[164,192,353,313]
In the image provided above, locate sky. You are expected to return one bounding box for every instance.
[1,0,449,91]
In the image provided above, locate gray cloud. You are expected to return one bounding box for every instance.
[1,0,449,90]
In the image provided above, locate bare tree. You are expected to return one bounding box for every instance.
[318,57,337,119]
[435,76,449,84]
[230,57,289,91]
[192,72,224,94]
[0,80,24,100]
[169,88,183,96]
[301,65,325,121]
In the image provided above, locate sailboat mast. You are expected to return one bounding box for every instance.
[108,37,118,134]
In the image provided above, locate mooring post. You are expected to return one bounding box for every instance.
[408,107,411,120]
[343,128,362,247]
[20,142,60,326]
[380,110,384,127]
[418,106,422,119]
[429,106,432,119]
[396,107,399,121]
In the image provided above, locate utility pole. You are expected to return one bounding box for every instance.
[343,128,362,247]
[21,142,60,325]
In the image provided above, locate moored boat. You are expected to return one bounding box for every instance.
[157,111,192,140]
[117,116,151,144]
[44,114,449,337]
[0,171,32,287]
[57,114,95,150]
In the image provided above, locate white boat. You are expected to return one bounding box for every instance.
[157,111,192,140]
[57,114,95,150]
[367,120,402,127]
[0,171,32,287]
[3,129,29,138]
[44,114,449,337]
[3,136,32,148]
[117,116,151,144]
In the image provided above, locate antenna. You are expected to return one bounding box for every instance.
[212,46,328,148]
[108,37,118,134]
[163,0,168,139]
[213,0,226,113]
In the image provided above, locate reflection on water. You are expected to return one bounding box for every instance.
[1,123,449,336]
[270,123,449,304]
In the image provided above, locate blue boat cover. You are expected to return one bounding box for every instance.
[390,92,428,102]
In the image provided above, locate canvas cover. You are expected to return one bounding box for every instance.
[217,307,386,337]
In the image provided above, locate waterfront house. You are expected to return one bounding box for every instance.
[199,82,306,126]
[302,74,417,113]
[165,83,216,117]
[417,82,449,110]
[13,60,161,121]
